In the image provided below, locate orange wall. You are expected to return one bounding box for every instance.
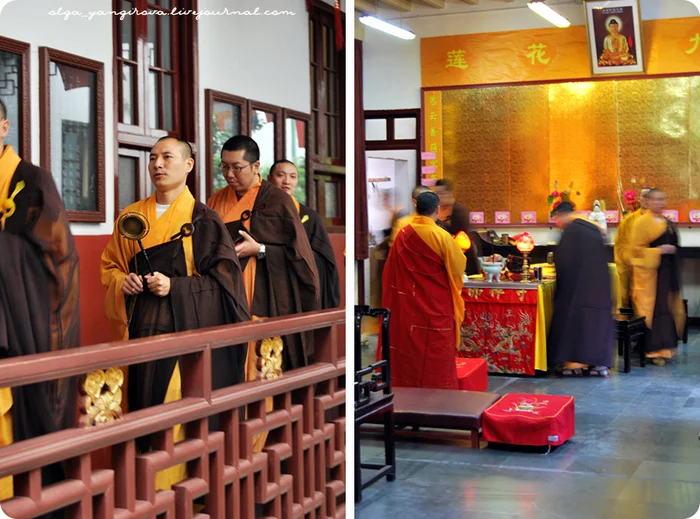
[75,233,346,347]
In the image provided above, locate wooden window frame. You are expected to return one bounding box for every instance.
[282,108,312,206]
[309,1,345,170]
[204,89,248,201]
[40,47,105,223]
[314,172,345,233]
[248,99,284,168]
[365,108,422,185]
[113,0,199,214]
[0,36,30,160]
[114,148,148,219]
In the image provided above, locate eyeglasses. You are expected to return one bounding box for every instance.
[220,162,251,174]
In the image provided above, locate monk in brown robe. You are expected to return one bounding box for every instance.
[267,159,340,309]
[208,136,319,450]
[630,188,685,365]
[101,136,249,489]
[0,99,80,506]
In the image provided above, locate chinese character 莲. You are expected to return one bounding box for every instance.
[445,50,468,70]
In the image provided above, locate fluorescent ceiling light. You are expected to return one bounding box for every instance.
[527,1,571,28]
[359,15,416,40]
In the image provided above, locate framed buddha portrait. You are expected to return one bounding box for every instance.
[584,0,645,76]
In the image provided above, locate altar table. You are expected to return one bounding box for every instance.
[459,264,620,376]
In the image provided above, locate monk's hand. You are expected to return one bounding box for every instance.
[659,244,677,255]
[144,272,171,297]
[121,273,143,295]
[235,230,261,259]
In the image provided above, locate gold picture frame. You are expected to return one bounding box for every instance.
[584,0,645,76]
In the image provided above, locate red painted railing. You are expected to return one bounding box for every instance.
[0,309,346,519]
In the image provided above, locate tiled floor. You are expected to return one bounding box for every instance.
[356,333,700,519]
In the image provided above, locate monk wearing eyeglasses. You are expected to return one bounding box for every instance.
[207,135,319,451]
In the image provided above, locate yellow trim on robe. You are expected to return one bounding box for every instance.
[0,145,22,501]
[406,215,467,348]
[389,213,414,247]
[100,187,197,491]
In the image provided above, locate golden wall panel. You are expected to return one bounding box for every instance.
[439,76,700,221]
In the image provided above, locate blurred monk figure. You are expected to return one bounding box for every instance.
[615,187,650,307]
[630,188,685,365]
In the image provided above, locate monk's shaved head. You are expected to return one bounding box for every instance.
[412,185,430,200]
[155,136,193,160]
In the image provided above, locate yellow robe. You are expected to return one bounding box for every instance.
[100,188,197,491]
[630,212,685,357]
[207,180,271,453]
[405,215,466,347]
[0,145,21,501]
[614,209,645,306]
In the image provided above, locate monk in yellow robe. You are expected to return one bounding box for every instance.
[101,136,249,489]
[208,136,319,451]
[614,188,650,307]
[382,191,466,389]
[267,159,340,309]
[0,99,80,505]
[630,188,685,366]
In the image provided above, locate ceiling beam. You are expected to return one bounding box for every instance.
[380,0,413,11]
[355,0,378,13]
[420,0,447,8]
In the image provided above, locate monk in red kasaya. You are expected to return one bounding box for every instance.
[381,191,466,389]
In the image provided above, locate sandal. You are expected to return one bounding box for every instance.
[587,366,610,377]
[559,368,584,377]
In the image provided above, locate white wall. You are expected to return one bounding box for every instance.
[362,0,700,110]
[1,0,315,234]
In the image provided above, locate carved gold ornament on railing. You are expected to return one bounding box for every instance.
[79,367,124,428]
[257,336,283,380]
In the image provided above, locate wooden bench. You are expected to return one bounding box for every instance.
[389,387,502,449]
[616,312,646,372]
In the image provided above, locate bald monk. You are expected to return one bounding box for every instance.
[630,188,685,366]
[267,159,340,309]
[207,136,319,450]
[101,136,249,489]
[614,187,650,307]
[382,191,466,389]
[0,98,80,506]
[389,185,432,247]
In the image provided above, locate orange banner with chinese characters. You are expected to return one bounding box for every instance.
[422,90,443,180]
[422,17,700,88]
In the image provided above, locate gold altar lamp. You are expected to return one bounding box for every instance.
[454,230,472,251]
[515,232,535,283]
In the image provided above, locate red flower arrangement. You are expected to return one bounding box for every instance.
[621,176,649,216]
[547,181,580,217]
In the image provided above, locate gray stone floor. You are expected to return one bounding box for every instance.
[356,332,700,519]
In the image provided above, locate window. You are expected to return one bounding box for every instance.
[204,90,247,200]
[114,0,198,213]
[0,36,30,160]
[283,109,310,205]
[309,2,344,166]
[309,1,345,228]
[249,100,282,181]
[40,48,105,222]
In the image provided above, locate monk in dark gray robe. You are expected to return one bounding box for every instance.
[548,202,615,376]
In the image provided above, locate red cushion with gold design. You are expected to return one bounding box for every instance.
[482,393,575,446]
[456,358,488,392]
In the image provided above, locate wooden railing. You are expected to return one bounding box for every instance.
[0,309,346,519]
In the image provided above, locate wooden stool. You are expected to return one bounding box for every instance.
[615,313,646,373]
